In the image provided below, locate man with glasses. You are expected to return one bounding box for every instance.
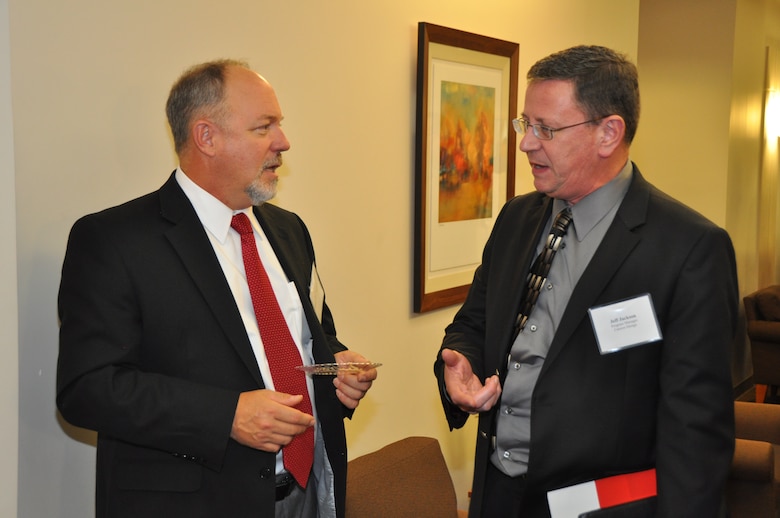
[435,45,737,517]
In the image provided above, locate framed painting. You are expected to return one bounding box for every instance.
[414,22,518,313]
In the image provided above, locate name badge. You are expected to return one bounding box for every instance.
[309,263,324,322]
[588,294,662,354]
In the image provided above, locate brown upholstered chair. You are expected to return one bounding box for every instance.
[744,285,780,402]
[345,436,467,518]
[729,401,780,517]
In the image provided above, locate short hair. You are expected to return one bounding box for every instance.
[527,45,640,144]
[165,59,249,154]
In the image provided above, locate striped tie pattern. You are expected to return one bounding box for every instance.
[513,208,573,341]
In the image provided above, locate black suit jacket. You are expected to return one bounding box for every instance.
[435,166,738,517]
[57,173,350,517]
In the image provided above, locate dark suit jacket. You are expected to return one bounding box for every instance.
[57,173,351,517]
[435,166,738,517]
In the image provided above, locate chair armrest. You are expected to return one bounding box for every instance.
[731,438,774,482]
[744,294,760,321]
[735,401,780,444]
[747,321,780,342]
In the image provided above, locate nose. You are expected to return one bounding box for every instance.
[518,131,540,153]
[274,127,291,152]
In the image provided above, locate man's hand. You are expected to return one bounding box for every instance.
[230,390,315,452]
[441,348,501,414]
[332,350,377,409]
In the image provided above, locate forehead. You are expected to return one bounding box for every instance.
[224,67,282,120]
[523,79,583,122]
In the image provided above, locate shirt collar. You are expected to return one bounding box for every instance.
[555,160,633,242]
[174,167,260,243]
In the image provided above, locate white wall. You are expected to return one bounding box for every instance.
[10,0,639,515]
[0,0,18,516]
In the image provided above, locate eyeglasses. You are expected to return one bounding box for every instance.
[512,117,604,140]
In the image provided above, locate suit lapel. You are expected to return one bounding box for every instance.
[492,195,553,372]
[253,205,327,354]
[253,205,310,320]
[542,168,650,370]
[158,175,265,386]
[252,205,352,424]
[254,205,308,289]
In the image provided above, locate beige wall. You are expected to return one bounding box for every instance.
[9,0,639,514]
[9,0,780,518]
[10,0,775,514]
[11,0,776,514]
[0,0,18,515]
[634,0,736,228]
[729,0,770,297]
[633,0,780,300]
[634,0,780,388]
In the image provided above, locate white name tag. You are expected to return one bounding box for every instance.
[588,294,662,354]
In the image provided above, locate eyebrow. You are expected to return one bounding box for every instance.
[521,114,548,125]
[252,114,283,125]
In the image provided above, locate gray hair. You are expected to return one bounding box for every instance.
[165,59,249,153]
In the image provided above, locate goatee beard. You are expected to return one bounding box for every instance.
[246,178,277,206]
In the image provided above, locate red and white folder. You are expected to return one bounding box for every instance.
[547,468,657,518]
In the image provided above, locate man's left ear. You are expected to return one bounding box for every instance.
[598,115,626,157]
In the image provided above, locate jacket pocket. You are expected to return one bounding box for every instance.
[115,450,203,492]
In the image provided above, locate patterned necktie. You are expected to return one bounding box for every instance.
[230,212,313,488]
[512,208,573,341]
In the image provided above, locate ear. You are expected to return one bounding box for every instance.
[191,119,218,157]
[597,115,626,158]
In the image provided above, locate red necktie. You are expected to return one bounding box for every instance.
[231,212,314,488]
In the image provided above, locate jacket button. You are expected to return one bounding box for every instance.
[259,468,273,480]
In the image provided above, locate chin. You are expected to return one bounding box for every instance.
[246,183,277,205]
[533,180,553,195]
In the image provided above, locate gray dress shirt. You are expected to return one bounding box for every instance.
[491,161,633,477]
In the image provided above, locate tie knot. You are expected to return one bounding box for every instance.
[552,208,572,235]
[231,213,253,235]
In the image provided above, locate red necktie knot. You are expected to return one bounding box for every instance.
[231,212,253,235]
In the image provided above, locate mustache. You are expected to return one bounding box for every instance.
[263,154,283,169]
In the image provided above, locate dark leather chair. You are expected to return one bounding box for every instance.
[744,285,780,402]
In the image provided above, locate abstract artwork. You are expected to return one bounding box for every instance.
[414,22,518,312]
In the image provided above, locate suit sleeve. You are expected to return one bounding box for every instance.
[284,212,356,424]
[56,215,239,472]
[293,212,347,357]
[433,202,512,430]
[654,225,737,516]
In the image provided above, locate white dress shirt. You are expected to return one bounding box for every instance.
[174,167,316,475]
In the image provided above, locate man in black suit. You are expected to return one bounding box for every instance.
[57,59,377,518]
[434,46,737,517]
